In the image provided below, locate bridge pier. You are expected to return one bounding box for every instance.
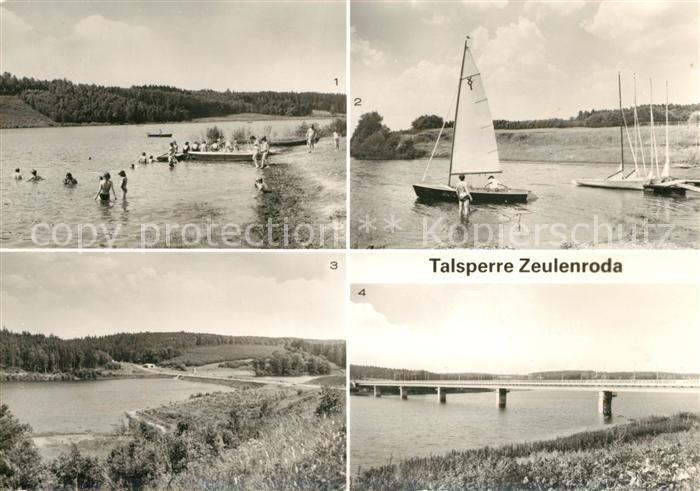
[598,391,616,417]
[497,388,508,409]
[373,386,381,398]
[400,386,408,400]
[437,387,446,403]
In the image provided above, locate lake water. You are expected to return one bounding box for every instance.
[1,119,345,248]
[0,378,234,435]
[350,390,700,473]
[351,159,700,249]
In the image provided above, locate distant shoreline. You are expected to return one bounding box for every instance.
[0,108,344,130]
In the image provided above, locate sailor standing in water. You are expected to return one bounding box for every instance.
[455,174,472,219]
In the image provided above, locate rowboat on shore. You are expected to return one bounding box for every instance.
[155,153,190,162]
[187,151,278,162]
[271,136,321,147]
[412,37,530,205]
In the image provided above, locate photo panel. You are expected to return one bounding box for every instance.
[1,2,347,249]
[349,282,700,489]
[350,1,699,249]
[0,251,346,489]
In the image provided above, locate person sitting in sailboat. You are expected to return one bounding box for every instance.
[485,175,509,192]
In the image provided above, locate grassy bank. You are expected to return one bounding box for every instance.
[2,385,345,490]
[354,413,700,490]
[382,125,700,166]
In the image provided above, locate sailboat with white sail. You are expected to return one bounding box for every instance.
[573,73,652,190]
[412,37,530,204]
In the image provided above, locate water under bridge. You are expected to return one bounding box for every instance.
[352,379,700,417]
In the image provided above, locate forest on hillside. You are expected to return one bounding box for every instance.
[0,72,346,125]
[0,329,345,374]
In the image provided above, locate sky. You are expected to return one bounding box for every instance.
[351,0,699,129]
[0,1,345,93]
[0,252,345,340]
[351,283,700,374]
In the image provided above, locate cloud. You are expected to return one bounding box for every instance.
[421,13,450,26]
[582,1,696,57]
[463,0,508,10]
[523,0,586,19]
[351,26,386,68]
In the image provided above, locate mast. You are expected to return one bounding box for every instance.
[649,78,659,178]
[618,72,624,173]
[663,80,670,178]
[633,74,647,175]
[447,37,469,187]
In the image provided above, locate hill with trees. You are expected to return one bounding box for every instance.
[0,328,345,377]
[0,72,346,126]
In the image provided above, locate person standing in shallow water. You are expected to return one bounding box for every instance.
[14,168,22,180]
[260,137,270,169]
[250,136,260,168]
[118,170,128,199]
[306,125,316,153]
[94,172,117,203]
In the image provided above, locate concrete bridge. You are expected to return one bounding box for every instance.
[352,379,700,417]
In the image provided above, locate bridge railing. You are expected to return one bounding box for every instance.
[353,378,700,388]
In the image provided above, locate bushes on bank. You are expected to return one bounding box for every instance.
[351,111,426,160]
[0,404,44,489]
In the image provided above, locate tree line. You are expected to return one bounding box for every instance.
[0,72,346,125]
[251,350,332,377]
[408,104,700,132]
[351,365,699,381]
[0,328,344,375]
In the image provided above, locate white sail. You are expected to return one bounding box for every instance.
[449,43,500,178]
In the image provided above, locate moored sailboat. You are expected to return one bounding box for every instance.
[573,73,651,190]
[412,37,530,205]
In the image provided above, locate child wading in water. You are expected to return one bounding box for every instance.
[118,170,128,199]
[260,136,270,169]
[250,136,260,168]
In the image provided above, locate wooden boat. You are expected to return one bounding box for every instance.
[155,153,189,162]
[412,38,530,204]
[187,150,278,162]
[147,131,172,138]
[271,136,321,147]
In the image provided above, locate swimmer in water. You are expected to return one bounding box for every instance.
[27,169,44,182]
[63,172,78,186]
